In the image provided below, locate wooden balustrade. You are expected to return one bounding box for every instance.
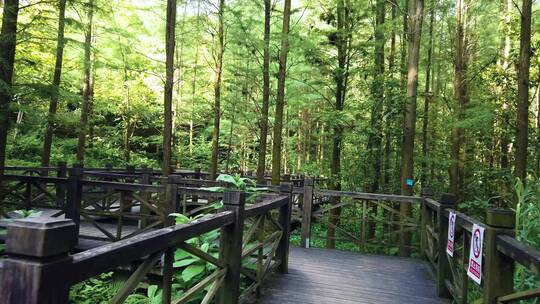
[421,191,540,303]
[0,189,293,304]
[2,165,540,303]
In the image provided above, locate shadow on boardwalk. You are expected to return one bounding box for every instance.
[257,247,450,304]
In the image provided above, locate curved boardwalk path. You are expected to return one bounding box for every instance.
[258,247,450,304]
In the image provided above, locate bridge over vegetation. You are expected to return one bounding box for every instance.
[0,165,539,303]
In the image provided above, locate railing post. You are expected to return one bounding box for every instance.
[55,161,67,208]
[421,188,434,259]
[193,168,201,203]
[139,166,151,228]
[121,165,135,216]
[277,182,293,273]
[218,191,245,304]
[483,208,515,304]
[0,218,77,304]
[436,193,456,298]
[161,178,179,304]
[66,164,83,233]
[166,176,180,217]
[300,178,314,248]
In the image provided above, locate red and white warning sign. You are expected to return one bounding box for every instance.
[446,211,457,257]
[467,224,485,285]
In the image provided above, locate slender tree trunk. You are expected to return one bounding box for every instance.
[189,1,201,158]
[394,0,409,190]
[383,0,397,190]
[399,0,424,257]
[257,0,272,184]
[270,0,291,185]
[173,3,187,154]
[225,100,236,173]
[536,88,540,178]
[87,54,96,148]
[400,0,409,89]
[163,0,177,175]
[42,0,67,167]
[366,0,385,193]
[0,0,19,175]
[498,0,511,172]
[76,0,94,164]
[515,0,532,182]
[210,0,226,180]
[327,0,349,249]
[449,0,469,199]
[121,51,131,163]
[421,0,435,188]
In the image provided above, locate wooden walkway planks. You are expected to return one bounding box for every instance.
[257,247,450,304]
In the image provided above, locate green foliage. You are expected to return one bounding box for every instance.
[11,209,43,219]
[69,273,121,304]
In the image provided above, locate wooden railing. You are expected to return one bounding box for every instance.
[422,193,540,303]
[2,165,540,303]
[299,179,423,254]
[0,187,293,304]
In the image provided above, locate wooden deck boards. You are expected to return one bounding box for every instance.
[257,247,450,304]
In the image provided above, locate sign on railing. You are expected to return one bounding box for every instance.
[467,224,484,285]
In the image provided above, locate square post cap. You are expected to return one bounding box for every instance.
[486,208,515,229]
[6,218,77,258]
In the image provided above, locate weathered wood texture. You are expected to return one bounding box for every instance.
[258,247,449,304]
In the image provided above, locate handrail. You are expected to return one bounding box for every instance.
[70,210,235,283]
[244,195,289,218]
[0,174,67,184]
[444,208,486,233]
[497,234,540,275]
[81,179,163,193]
[314,189,424,203]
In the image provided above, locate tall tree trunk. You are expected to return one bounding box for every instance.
[497,0,511,192]
[449,0,469,199]
[515,0,532,182]
[394,0,409,190]
[163,0,177,175]
[536,88,540,178]
[210,0,225,180]
[367,0,385,193]
[270,0,291,185]
[383,0,397,191]
[189,0,201,158]
[76,0,94,164]
[256,0,272,184]
[42,0,67,167]
[327,0,349,249]
[0,0,19,175]
[400,0,409,89]
[421,0,435,188]
[399,0,424,257]
[121,50,131,163]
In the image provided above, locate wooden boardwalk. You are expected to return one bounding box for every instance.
[258,247,450,304]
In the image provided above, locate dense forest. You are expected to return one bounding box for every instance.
[0,0,539,204]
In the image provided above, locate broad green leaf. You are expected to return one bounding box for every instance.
[200,186,225,192]
[212,201,224,209]
[241,177,257,187]
[181,264,205,282]
[173,258,199,268]
[174,249,191,260]
[201,242,210,253]
[247,187,269,192]
[216,174,237,186]
[170,213,190,225]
